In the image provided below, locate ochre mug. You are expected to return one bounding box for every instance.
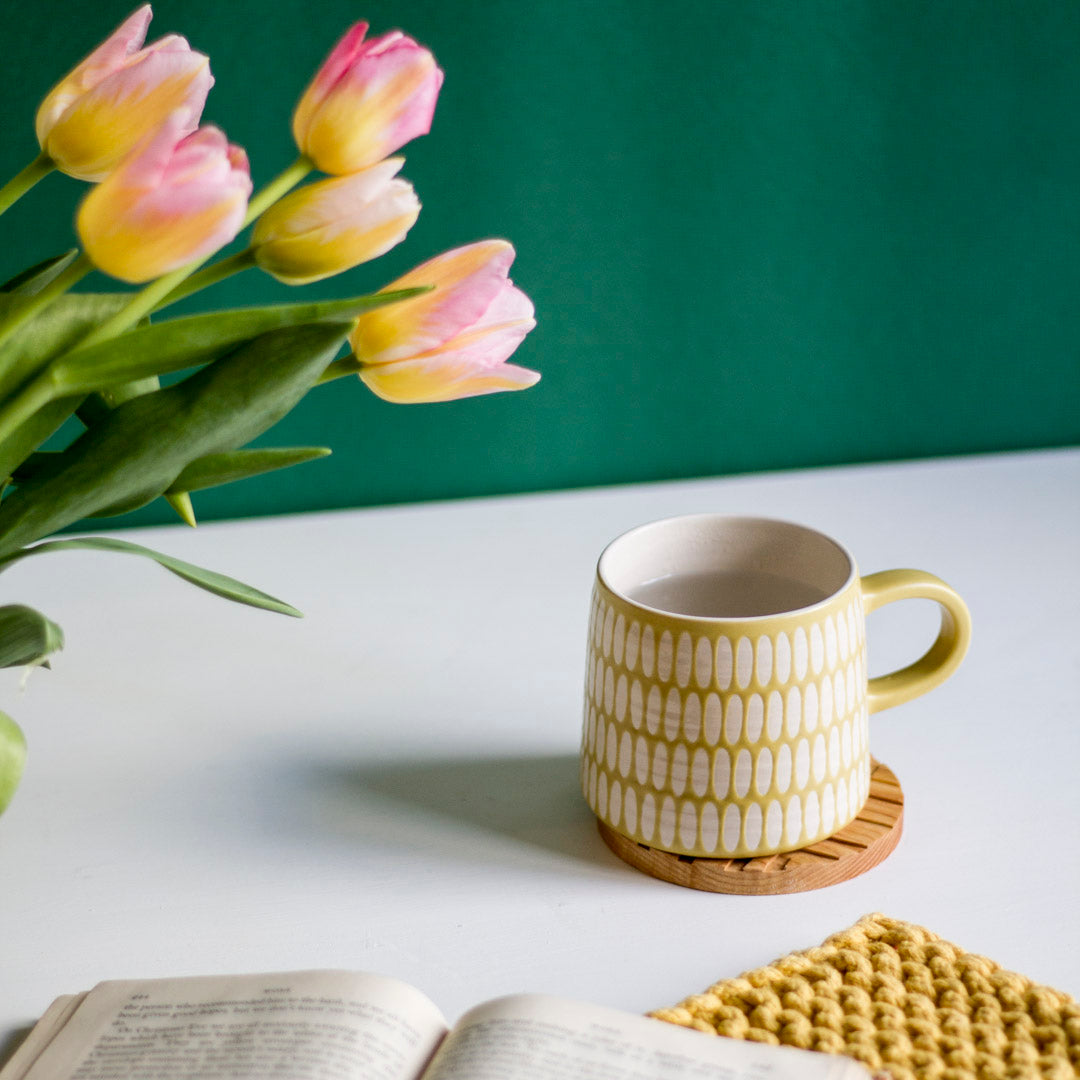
[580,515,971,858]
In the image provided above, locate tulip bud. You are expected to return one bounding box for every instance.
[350,240,539,404]
[293,22,443,175]
[251,159,420,285]
[36,5,213,183]
[77,112,252,284]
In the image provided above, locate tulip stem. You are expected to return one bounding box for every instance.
[0,372,54,455]
[153,249,257,312]
[0,254,94,354]
[77,262,209,352]
[0,153,55,218]
[244,156,314,227]
[318,356,365,384]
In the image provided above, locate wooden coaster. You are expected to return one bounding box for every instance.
[597,760,903,895]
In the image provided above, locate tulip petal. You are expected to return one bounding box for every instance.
[77,118,251,283]
[252,161,419,284]
[103,109,191,190]
[293,24,442,174]
[434,313,536,370]
[35,7,213,182]
[350,238,537,404]
[293,22,369,140]
[42,48,212,182]
[80,194,245,283]
[35,4,152,142]
[255,159,405,241]
[473,280,536,332]
[352,240,518,366]
[361,357,540,404]
[255,204,419,285]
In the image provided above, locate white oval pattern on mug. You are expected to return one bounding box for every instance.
[704,694,722,745]
[581,584,871,857]
[692,748,710,797]
[715,637,733,690]
[695,636,712,689]
[746,694,764,743]
[682,693,702,743]
[658,631,674,683]
[756,635,773,686]
[676,632,693,688]
[736,637,753,689]
[625,621,640,671]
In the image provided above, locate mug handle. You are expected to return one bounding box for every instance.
[860,569,972,714]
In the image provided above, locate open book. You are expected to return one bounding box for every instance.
[1,969,872,1080]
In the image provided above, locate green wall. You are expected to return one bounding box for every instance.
[2,0,1078,525]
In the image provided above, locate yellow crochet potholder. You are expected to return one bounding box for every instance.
[651,914,1080,1080]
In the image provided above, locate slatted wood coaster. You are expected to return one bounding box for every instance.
[598,760,903,894]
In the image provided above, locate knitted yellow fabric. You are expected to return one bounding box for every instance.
[651,914,1080,1080]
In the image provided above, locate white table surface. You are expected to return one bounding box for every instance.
[1,448,1077,1045]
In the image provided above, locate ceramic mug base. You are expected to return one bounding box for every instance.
[596,758,903,895]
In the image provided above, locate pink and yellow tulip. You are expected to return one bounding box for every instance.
[252,159,420,285]
[77,112,251,284]
[350,240,538,403]
[293,22,443,175]
[36,5,212,183]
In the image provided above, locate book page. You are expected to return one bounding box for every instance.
[423,995,870,1080]
[0,993,88,1080]
[9,971,447,1080]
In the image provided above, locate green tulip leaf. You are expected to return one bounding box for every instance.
[49,287,429,396]
[0,537,301,617]
[166,446,331,494]
[0,711,27,816]
[74,394,111,429]
[0,603,64,668]
[0,292,131,403]
[29,447,328,520]
[0,250,80,297]
[82,374,200,524]
[9,451,62,484]
[165,492,197,527]
[84,489,172,520]
[0,395,85,486]
[0,292,135,483]
[14,376,167,488]
[0,322,351,552]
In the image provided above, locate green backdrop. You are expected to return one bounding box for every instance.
[2,0,1077,526]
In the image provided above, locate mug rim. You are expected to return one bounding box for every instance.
[597,514,857,624]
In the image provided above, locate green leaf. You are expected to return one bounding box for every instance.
[84,490,169,520]
[0,294,135,482]
[165,491,197,527]
[49,287,429,396]
[0,322,351,551]
[0,292,131,403]
[0,536,301,617]
[0,603,64,668]
[0,710,26,816]
[0,395,85,485]
[0,250,80,297]
[166,446,331,494]
[10,450,62,484]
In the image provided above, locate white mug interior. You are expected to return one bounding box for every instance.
[598,515,856,620]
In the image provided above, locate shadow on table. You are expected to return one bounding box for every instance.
[298,752,624,876]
